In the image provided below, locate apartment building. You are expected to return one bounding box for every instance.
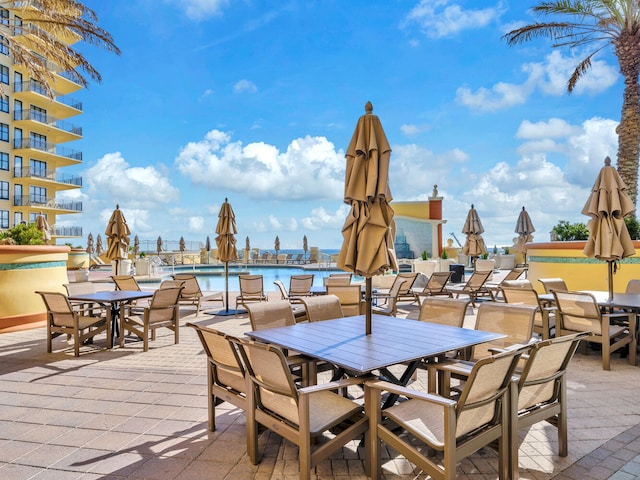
[0,5,83,242]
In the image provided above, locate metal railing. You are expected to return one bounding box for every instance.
[13,166,82,186]
[14,109,82,136]
[13,80,82,111]
[13,138,82,161]
[52,225,82,237]
[13,195,82,211]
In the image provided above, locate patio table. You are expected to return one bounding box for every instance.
[68,290,154,348]
[247,314,504,407]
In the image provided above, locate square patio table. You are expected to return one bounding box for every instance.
[247,314,505,406]
[68,290,154,348]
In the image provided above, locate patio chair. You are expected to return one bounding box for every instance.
[501,279,556,339]
[112,274,150,310]
[187,323,247,432]
[233,337,368,480]
[427,302,536,396]
[375,272,419,304]
[245,300,297,330]
[235,274,267,314]
[88,256,108,270]
[366,347,525,480]
[37,291,110,357]
[418,297,469,327]
[486,267,526,300]
[509,331,588,478]
[300,295,343,322]
[120,286,183,352]
[552,290,635,370]
[172,273,223,315]
[538,278,568,294]
[64,281,107,317]
[414,271,453,302]
[625,279,640,293]
[288,274,314,300]
[326,284,363,316]
[323,276,351,286]
[371,279,407,316]
[446,270,493,307]
[272,280,308,321]
[330,272,353,280]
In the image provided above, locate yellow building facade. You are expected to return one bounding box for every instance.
[0,6,83,241]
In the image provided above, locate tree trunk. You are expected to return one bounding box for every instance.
[615,31,640,206]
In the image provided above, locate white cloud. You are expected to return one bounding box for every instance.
[400,123,430,137]
[233,79,258,94]
[457,51,618,112]
[301,205,350,231]
[175,0,228,20]
[405,0,503,38]
[188,216,205,232]
[175,130,345,201]
[517,118,581,139]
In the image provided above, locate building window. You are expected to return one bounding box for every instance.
[0,9,8,26]
[30,105,46,123]
[29,185,46,205]
[0,152,7,171]
[30,159,46,178]
[30,132,45,149]
[0,35,7,56]
[0,181,8,200]
[0,211,8,229]
[0,65,9,85]
[0,95,8,113]
[0,123,8,142]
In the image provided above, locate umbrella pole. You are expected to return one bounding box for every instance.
[366,277,372,335]
[608,260,614,302]
[225,261,230,314]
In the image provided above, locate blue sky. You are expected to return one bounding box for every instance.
[59,0,624,253]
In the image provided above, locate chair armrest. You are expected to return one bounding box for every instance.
[365,379,457,407]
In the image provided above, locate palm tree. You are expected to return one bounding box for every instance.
[0,0,119,98]
[504,1,640,205]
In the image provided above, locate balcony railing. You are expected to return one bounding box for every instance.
[13,166,82,186]
[14,138,82,161]
[13,195,82,212]
[14,109,82,136]
[13,80,83,111]
[53,225,82,237]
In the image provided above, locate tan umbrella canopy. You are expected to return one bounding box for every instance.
[215,198,240,315]
[179,236,185,263]
[133,235,139,256]
[35,212,51,244]
[462,204,487,266]
[274,235,280,264]
[515,206,535,263]
[86,232,94,255]
[337,102,398,334]
[156,236,162,256]
[105,205,131,275]
[582,156,636,300]
[205,236,211,264]
[96,234,103,256]
[303,234,308,261]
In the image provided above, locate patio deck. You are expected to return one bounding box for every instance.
[1,275,640,479]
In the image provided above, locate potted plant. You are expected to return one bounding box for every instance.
[498,246,516,269]
[475,252,496,280]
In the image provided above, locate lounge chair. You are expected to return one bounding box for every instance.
[88,256,108,270]
[37,291,110,357]
[374,273,419,304]
[446,270,493,307]
[120,286,183,352]
[414,271,453,302]
[233,337,368,480]
[486,267,526,299]
[172,273,223,315]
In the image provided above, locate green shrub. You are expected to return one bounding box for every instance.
[0,223,45,245]
[420,250,428,260]
[441,249,448,259]
[552,220,589,241]
[625,216,640,240]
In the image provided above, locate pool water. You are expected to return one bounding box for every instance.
[146,265,362,292]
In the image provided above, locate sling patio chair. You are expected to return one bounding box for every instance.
[419,296,469,328]
[326,284,363,316]
[509,331,588,478]
[371,279,408,317]
[300,295,343,322]
[365,347,525,480]
[538,278,568,294]
[273,280,309,322]
[323,276,351,286]
[37,291,110,357]
[288,274,315,301]
[187,323,247,432]
[120,286,183,352]
[414,271,453,303]
[235,274,267,315]
[501,279,556,340]
[112,274,150,310]
[64,281,108,317]
[172,273,223,315]
[486,267,526,300]
[233,337,368,480]
[552,290,635,370]
[446,270,493,307]
[375,272,419,304]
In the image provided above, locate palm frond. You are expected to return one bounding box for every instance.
[568,52,596,92]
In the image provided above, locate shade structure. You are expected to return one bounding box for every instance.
[179,236,185,263]
[133,235,139,256]
[156,236,162,256]
[582,156,636,300]
[86,233,94,255]
[462,204,487,263]
[204,236,211,264]
[96,234,103,256]
[245,236,250,252]
[35,213,51,244]
[214,198,240,315]
[303,234,308,262]
[515,206,535,263]
[337,102,398,334]
[274,235,280,263]
[105,205,131,275]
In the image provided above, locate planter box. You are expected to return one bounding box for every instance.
[497,254,516,270]
[135,259,150,275]
[475,258,496,280]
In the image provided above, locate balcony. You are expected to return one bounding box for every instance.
[52,225,83,238]
[14,109,82,143]
[13,195,82,212]
[13,166,81,189]
[14,138,82,167]
[14,80,83,118]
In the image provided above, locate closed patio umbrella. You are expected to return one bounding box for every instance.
[156,236,162,256]
[204,236,211,264]
[462,204,487,268]
[35,212,51,244]
[86,233,94,256]
[214,198,240,315]
[96,234,103,256]
[274,235,280,264]
[105,205,131,275]
[582,156,636,300]
[179,236,185,264]
[337,102,398,334]
[133,235,139,257]
[303,235,308,262]
[515,206,535,265]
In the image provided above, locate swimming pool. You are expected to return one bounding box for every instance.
[144,265,362,291]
